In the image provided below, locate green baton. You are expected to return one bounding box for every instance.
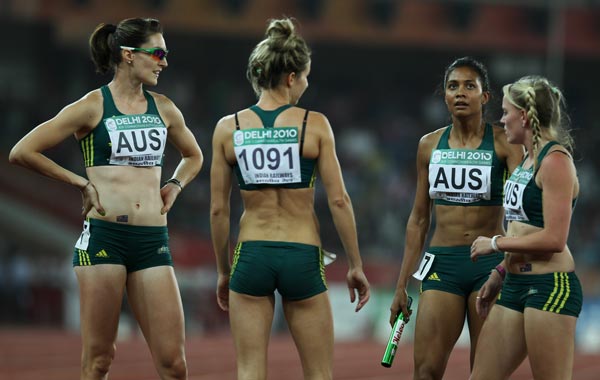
[381,296,413,368]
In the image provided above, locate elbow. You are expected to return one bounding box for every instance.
[328,192,351,210]
[8,145,26,166]
[210,203,229,219]
[548,238,567,253]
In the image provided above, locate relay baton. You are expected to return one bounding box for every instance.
[381,296,413,368]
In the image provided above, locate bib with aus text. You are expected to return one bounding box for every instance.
[503,165,534,222]
[429,149,493,203]
[233,127,301,185]
[104,114,167,166]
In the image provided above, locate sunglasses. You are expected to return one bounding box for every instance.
[120,46,169,61]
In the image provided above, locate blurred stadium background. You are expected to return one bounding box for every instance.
[1,0,600,378]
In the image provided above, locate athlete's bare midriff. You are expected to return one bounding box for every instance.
[430,203,505,247]
[504,220,575,274]
[85,165,167,226]
[238,187,321,246]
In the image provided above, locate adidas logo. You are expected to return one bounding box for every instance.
[157,246,170,254]
[95,249,109,258]
[427,272,441,281]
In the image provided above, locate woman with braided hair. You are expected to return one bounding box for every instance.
[470,76,582,380]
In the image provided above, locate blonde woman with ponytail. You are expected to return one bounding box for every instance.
[470,76,581,380]
[210,18,370,380]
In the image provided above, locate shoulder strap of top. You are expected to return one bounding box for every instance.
[436,125,452,149]
[534,141,561,175]
[235,112,240,130]
[300,109,309,156]
[142,89,159,115]
[100,85,120,116]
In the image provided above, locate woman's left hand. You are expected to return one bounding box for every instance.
[160,182,182,214]
[470,236,495,261]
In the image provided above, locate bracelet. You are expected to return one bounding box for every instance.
[490,234,502,252]
[493,264,506,280]
[164,178,183,190]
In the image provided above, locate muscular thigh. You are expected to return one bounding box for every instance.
[75,265,127,346]
[471,305,527,380]
[414,290,466,354]
[524,308,577,380]
[126,266,185,347]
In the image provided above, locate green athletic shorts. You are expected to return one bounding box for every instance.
[496,272,582,317]
[72,218,173,272]
[420,246,503,296]
[229,240,327,300]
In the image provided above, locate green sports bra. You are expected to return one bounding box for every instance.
[79,85,167,167]
[504,141,577,227]
[232,105,317,190]
[429,123,507,206]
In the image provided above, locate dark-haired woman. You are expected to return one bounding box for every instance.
[388,57,523,379]
[9,18,202,380]
[210,18,370,380]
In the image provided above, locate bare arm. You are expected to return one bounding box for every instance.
[471,149,576,257]
[9,92,100,189]
[210,116,234,311]
[9,91,105,215]
[155,93,203,214]
[389,133,434,324]
[315,112,370,311]
[494,151,576,254]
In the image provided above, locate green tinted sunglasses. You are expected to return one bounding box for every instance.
[120,46,169,61]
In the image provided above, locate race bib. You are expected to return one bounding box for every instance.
[104,114,167,166]
[504,166,533,222]
[74,220,91,250]
[413,252,435,281]
[429,149,493,203]
[233,127,301,184]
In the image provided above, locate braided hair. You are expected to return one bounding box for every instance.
[502,76,573,168]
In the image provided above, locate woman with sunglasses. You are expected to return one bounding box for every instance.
[9,18,202,380]
[210,18,370,380]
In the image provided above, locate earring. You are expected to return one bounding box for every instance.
[127,61,132,64]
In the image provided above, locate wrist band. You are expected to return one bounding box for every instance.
[491,234,502,252]
[493,264,506,280]
[164,178,183,190]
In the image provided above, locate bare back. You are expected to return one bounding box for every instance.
[219,107,326,246]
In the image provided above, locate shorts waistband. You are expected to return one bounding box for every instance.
[427,245,472,255]
[88,218,168,234]
[238,240,319,250]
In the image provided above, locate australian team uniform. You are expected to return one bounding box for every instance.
[497,141,582,317]
[228,105,327,300]
[73,85,173,272]
[416,123,506,296]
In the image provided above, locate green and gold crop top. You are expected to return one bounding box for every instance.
[429,123,507,206]
[232,105,317,191]
[503,141,577,227]
[79,85,167,167]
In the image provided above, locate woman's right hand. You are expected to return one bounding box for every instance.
[216,273,230,311]
[476,271,504,319]
[389,287,412,327]
[80,182,105,216]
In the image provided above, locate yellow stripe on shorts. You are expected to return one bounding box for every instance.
[230,243,242,278]
[543,273,569,313]
[78,249,91,266]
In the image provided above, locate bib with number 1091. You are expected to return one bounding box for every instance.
[428,148,493,203]
[233,127,301,185]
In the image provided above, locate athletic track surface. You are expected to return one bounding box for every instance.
[1,329,598,379]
